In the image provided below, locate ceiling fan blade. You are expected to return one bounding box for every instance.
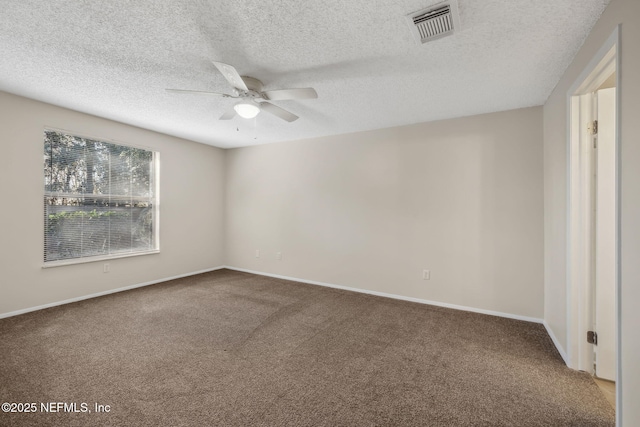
[262,88,318,101]
[212,61,249,91]
[259,102,299,122]
[166,88,235,97]
[219,106,236,120]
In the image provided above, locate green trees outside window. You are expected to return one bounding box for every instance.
[44,130,157,263]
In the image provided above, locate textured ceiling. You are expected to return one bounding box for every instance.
[0,0,609,148]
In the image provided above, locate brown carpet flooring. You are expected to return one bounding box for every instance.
[0,269,614,426]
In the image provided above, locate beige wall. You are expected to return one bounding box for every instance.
[543,0,640,424]
[225,107,544,319]
[0,91,226,316]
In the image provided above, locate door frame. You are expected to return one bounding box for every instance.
[565,25,620,421]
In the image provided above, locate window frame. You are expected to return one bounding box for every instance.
[42,127,160,268]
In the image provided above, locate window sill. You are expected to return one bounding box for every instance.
[42,249,160,269]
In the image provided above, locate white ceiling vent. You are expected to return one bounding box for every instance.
[406,0,460,44]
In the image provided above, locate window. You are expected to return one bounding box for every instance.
[44,130,158,265]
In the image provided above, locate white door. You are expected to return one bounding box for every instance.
[594,87,616,381]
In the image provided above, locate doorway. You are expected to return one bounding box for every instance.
[566,26,620,422]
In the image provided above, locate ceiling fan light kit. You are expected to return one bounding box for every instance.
[167,60,318,123]
[234,101,260,119]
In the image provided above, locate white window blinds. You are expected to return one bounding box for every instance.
[44,130,158,264]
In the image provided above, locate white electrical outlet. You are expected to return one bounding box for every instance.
[255,249,260,258]
[422,269,430,280]
[103,263,110,273]
[276,252,282,260]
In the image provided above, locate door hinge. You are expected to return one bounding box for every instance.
[587,330,598,345]
[588,120,598,135]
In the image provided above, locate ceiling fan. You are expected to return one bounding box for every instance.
[166,61,317,122]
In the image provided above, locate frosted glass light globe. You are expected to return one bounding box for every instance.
[234,102,260,119]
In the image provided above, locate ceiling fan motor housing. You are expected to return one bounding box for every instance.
[236,76,264,99]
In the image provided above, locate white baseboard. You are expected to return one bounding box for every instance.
[543,320,569,365]
[224,266,545,324]
[226,267,577,363]
[0,266,226,320]
[2,265,569,368]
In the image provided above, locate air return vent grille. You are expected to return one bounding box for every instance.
[407,0,460,44]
